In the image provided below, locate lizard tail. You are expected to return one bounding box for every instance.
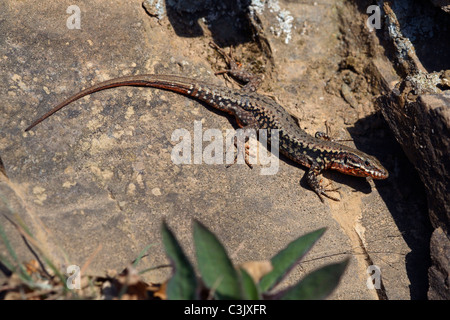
[25,74,201,131]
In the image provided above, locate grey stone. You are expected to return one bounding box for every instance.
[0,0,421,299]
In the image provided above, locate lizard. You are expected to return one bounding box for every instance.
[25,44,389,202]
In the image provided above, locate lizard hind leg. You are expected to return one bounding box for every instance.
[226,116,261,169]
[209,42,262,92]
[225,133,254,169]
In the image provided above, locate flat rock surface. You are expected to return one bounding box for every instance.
[0,1,432,299]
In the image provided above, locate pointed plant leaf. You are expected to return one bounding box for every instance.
[0,218,33,282]
[133,243,155,268]
[161,221,197,300]
[193,220,241,299]
[280,258,349,300]
[259,228,326,292]
[239,267,261,300]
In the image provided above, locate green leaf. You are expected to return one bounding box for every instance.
[239,268,261,300]
[193,220,241,299]
[161,221,197,300]
[0,220,32,282]
[259,228,326,292]
[280,258,349,300]
[133,243,156,268]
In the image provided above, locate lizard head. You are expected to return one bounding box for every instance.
[330,152,389,180]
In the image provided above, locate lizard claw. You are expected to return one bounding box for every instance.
[319,188,341,202]
[318,182,341,202]
[306,165,342,202]
[226,140,254,169]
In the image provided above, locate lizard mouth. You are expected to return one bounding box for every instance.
[330,163,389,180]
[355,166,389,180]
[370,168,389,179]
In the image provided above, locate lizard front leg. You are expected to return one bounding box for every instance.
[314,121,352,143]
[305,161,341,202]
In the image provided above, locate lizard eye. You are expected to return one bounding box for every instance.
[364,160,370,166]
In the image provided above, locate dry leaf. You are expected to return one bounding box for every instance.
[25,260,39,275]
[115,266,150,300]
[153,280,167,300]
[239,260,273,283]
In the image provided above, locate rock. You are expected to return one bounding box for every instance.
[429,0,450,13]
[377,83,450,299]
[428,227,450,299]
[374,0,450,300]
